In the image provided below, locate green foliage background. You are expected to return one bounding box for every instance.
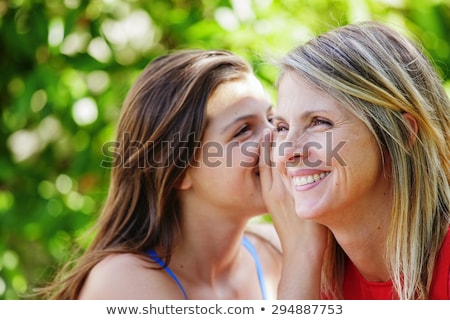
[1,0,449,299]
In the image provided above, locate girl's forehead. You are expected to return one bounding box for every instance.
[206,75,267,116]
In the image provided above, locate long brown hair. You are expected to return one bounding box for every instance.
[40,49,252,299]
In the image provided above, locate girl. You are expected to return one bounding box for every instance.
[41,49,324,299]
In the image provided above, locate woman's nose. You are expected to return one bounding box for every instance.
[275,131,305,168]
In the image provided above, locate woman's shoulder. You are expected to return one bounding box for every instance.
[78,252,186,300]
[429,225,450,299]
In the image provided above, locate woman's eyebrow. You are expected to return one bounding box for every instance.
[274,109,330,122]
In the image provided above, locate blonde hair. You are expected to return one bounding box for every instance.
[280,21,450,299]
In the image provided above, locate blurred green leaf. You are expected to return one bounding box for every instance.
[0,0,449,300]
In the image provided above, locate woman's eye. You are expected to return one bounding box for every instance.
[311,118,332,127]
[275,123,289,133]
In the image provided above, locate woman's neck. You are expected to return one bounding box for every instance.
[331,208,391,282]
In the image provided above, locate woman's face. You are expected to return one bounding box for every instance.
[273,72,391,227]
[185,73,274,217]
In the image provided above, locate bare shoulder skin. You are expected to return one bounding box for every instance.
[78,253,186,300]
[78,224,310,300]
[244,223,283,299]
[245,221,282,253]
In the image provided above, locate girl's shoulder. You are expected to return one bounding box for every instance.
[244,221,281,253]
[78,252,185,299]
[244,222,282,299]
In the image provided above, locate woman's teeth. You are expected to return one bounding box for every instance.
[293,172,330,186]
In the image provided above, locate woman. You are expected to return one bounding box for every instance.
[273,21,450,299]
[40,49,322,299]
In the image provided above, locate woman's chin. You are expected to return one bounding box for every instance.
[294,202,325,221]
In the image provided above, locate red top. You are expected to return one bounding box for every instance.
[340,227,450,299]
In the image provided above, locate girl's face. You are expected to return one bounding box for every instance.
[184,74,274,217]
[273,72,391,227]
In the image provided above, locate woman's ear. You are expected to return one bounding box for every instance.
[402,112,418,147]
[175,170,192,191]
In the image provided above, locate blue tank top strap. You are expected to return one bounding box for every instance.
[147,237,268,300]
[242,236,268,300]
[147,249,188,300]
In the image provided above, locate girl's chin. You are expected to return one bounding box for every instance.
[250,204,269,216]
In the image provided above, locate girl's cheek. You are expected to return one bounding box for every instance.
[238,143,259,167]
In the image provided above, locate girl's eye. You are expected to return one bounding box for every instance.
[234,125,250,137]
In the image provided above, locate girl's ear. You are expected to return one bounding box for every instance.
[402,112,418,146]
[175,170,192,191]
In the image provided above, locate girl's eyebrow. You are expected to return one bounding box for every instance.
[220,105,273,134]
